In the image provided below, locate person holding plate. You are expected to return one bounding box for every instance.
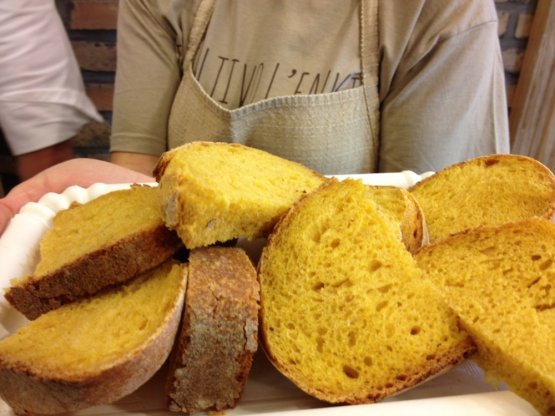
[110,0,510,175]
[0,0,511,234]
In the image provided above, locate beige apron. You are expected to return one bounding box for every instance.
[168,0,379,174]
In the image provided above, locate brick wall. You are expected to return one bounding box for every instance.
[55,0,117,161]
[496,0,538,107]
[0,0,541,172]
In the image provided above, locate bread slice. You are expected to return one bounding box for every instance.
[154,141,326,249]
[5,185,182,319]
[0,261,187,415]
[258,179,474,404]
[414,218,555,416]
[367,185,427,253]
[167,247,259,414]
[409,154,555,242]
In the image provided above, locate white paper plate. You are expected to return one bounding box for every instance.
[0,173,539,415]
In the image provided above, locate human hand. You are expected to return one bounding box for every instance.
[0,158,154,235]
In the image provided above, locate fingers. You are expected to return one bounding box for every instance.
[39,158,154,193]
[0,201,15,235]
[0,158,155,236]
[0,183,36,235]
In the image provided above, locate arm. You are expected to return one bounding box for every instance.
[0,0,101,165]
[0,159,152,235]
[109,0,184,172]
[378,0,510,173]
[111,151,160,176]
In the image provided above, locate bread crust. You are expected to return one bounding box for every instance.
[411,154,553,187]
[260,335,474,403]
[5,225,182,320]
[167,247,260,414]
[365,185,428,253]
[0,270,186,415]
[402,190,428,252]
[153,144,178,179]
[409,154,555,241]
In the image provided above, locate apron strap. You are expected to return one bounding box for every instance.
[180,0,381,170]
[183,0,217,70]
[360,0,380,168]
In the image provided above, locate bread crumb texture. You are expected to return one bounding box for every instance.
[410,154,555,242]
[36,185,165,276]
[415,218,555,416]
[259,179,472,404]
[5,185,182,320]
[0,261,186,414]
[155,142,325,248]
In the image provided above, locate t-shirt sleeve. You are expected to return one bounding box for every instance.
[0,0,102,156]
[110,0,184,156]
[378,0,510,174]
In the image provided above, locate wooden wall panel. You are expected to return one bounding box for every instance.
[509,0,555,171]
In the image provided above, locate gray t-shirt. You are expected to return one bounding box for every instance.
[111,0,510,173]
[194,0,361,109]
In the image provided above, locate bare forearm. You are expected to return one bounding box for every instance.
[111,152,160,176]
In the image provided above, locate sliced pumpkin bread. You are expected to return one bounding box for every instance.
[366,185,427,253]
[258,179,474,404]
[167,247,259,414]
[414,218,555,416]
[5,185,182,319]
[409,154,555,243]
[154,141,326,249]
[0,261,187,415]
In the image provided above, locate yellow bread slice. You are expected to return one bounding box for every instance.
[414,218,555,416]
[367,185,427,253]
[154,141,326,249]
[409,154,555,242]
[167,247,259,413]
[258,179,474,404]
[5,185,182,319]
[0,261,187,415]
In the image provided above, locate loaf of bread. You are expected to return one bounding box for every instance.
[167,247,259,414]
[366,185,427,253]
[154,141,326,249]
[414,218,555,416]
[5,185,182,319]
[258,179,474,404]
[0,261,187,415]
[409,154,555,242]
